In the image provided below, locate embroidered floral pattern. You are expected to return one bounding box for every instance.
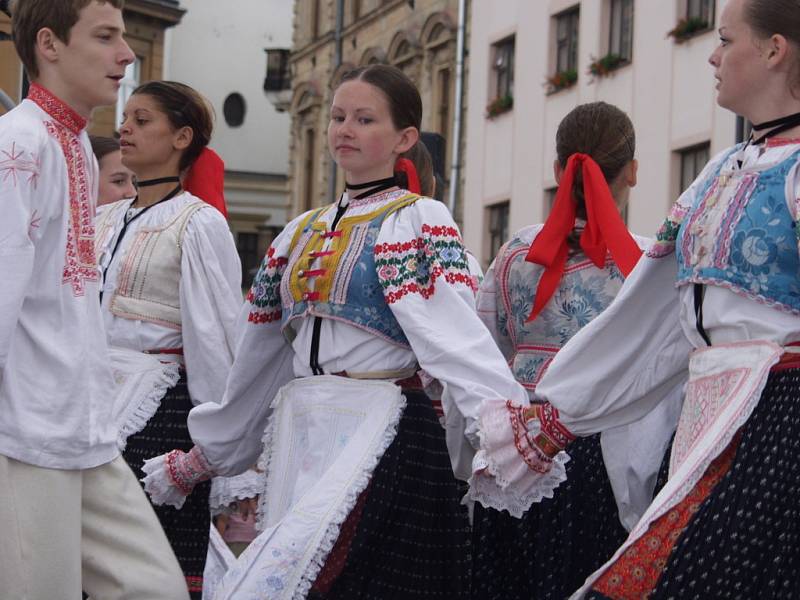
[248,246,289,324]
[44,120,97,296]
[495,236,625,389]
[593,434,741,600]
[671,367,747,474]
[647,202,689,258]
[375,224,473,304]
[675,150,800,313]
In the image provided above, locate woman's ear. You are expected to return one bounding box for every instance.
[173,126,194,152]
[393,126,420,155]
[764,33,790,70]
[626,158,638,188]
[553,159,563,184]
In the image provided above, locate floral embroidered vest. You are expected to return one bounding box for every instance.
[279,194,420,347]
[675,146,800,314]
[496,227,626,398]
[96,199,208,330]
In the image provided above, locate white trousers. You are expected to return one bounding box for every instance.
[0,454,190,600]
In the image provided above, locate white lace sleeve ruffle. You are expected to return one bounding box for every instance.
[209,470,265,515]
[468,399,570,518]
[141,453,189,509]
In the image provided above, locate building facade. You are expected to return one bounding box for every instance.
[166,0,292,286]
[287,0,466,220]
[463,0,734,266]
[0,0,185,129]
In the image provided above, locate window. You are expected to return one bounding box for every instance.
[237,232,260,288]
[302,128,316,211]
[223,93,246,127]
[687,0,714,25]
[311,0,321,39]
[487,202,510,262]
[678,143,710,193]
[115,57,140,130]
[555,8,580,74]
[492,36,515,100]
[609,0,634,61]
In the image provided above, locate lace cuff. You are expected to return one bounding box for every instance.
[142,446,214,509]
[209,470,265,515]
[467,399,571,518]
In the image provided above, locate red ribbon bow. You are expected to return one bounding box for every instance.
[523,152,641,322]
[394,157,421,194]
[183,147,227,217]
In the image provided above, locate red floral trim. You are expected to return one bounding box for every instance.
[507,401,555,474]
[165,447,213,496]
[593,432,741,599]
[186,576,203,592]
[537,402,575,450]
[43,119,97,296]
[247,246,288,323]
[28,83,86,134]
[376,223,474,304]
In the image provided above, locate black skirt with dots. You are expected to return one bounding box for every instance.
[122,375,211,600]
[471,433,628,600]
[316,388,472,599]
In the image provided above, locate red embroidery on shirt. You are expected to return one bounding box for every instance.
[44,120,97,297]
[0,141,40,188]
[27,83,87,135]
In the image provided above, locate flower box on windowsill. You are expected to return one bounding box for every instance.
[667,17,711,44]
[588,53,628,79]
[545,69,578,94]
[486,94,513,119]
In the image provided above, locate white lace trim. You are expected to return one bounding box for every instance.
[116,363,180,451]
[255,414,276,531]
[209,470,265,515]
[467,398,569,517]
[292,397,404,600]
[141,453,188,509]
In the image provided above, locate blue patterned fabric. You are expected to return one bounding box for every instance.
[280,199,419,347]
[494,229,625,394]
[676,147,800,313]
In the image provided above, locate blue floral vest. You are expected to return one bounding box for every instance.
[495,228,626,397]
[279,194,420,347]
[675,146,800,313]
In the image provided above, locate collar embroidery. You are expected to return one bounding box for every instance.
[28,84,87,135]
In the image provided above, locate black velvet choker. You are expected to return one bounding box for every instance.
[750,111,800,146]
[136,175,181,188]
[345,176,397,199]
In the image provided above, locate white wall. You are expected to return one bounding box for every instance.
[463,0,737,266]
[167,0,292,176]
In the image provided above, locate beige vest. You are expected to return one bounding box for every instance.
[96,200,208,330]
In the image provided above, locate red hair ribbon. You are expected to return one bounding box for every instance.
[394,157,421,194]
[524,152,641,322]
[183,147,227,217]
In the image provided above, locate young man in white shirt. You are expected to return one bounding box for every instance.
[0,1,189,598]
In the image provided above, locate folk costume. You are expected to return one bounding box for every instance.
[471,153,659,599]
[144,176,530,599]
[95,153,242,599]
[485,136,800,599]
[0,84,188,599]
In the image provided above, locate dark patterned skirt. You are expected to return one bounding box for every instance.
[588,365,800,600]
[312,388,471,599]
[472,433,628,600]
[122,376,211,600]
